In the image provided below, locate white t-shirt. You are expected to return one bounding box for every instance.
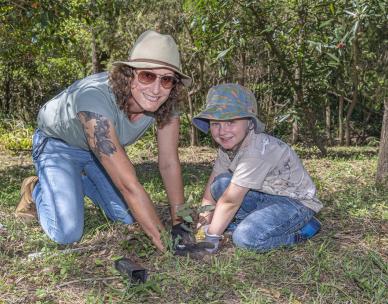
[212,131,323,213]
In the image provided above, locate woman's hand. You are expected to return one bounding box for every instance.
[171,223,195,245]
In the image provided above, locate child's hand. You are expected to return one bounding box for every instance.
[203,226,223,254]
[195,213,211,241]
[195,223,208,241]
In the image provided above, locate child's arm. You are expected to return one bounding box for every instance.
[207,183,249,236]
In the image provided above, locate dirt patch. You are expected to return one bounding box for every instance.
[0,150,32,169]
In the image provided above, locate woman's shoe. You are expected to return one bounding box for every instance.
[15,176,38,222]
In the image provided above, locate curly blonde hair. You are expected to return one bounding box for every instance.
[108,65,182,127]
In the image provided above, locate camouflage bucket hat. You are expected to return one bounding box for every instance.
[192,83,265,134]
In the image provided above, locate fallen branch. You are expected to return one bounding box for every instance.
[56,276,119,288]
[27,245,101,260]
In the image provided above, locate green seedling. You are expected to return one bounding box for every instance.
[176,194,215,232]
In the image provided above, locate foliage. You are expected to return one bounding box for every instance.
[0,116,33,151]
[1,0,386,148]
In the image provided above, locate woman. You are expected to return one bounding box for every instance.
[15,30,192,251]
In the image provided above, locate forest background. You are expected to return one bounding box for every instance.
[1,0,387,159]
[0,1,387,303]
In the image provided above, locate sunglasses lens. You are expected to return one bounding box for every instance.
[136,71,178,89]
[161,76,177,89]
[137,71,157,84]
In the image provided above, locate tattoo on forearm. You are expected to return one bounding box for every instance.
[78,111,117,158]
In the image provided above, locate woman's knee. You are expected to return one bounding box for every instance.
[111,211,135,225]
[45,223,83,245]
[210,173,232,201]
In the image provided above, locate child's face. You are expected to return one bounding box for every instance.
[209,118,250,151]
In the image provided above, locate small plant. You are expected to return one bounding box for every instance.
[175,194,215,232]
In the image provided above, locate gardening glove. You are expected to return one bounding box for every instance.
[174,242,215,260]
[171,223,195,246]
[203,226,223,254]
[195,214,212,241]
[195,223,208,241]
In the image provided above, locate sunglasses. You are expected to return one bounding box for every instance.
[134,70,179,89]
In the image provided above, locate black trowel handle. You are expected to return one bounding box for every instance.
[114,258,148,283]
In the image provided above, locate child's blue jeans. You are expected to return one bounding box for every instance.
[211,172,317,252]
[31,129,134,244]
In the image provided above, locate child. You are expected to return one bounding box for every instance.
[192,83,322,253]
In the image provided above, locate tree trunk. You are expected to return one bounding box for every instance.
[291,68,300,144]
[376,98,388,185]
[338,95,344,145]
[188,91,198,146]
[91,30,102,74]
[2,64,12,115]
[345,27,360,146]
[345,93,357,146]
[240,52,246,86]
[292,120,299,144]
[325,101,331,146]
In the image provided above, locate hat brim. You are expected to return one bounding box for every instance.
[112,61,192,87]
[192,111,265,134]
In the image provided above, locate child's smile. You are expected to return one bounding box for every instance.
[209,119,250,151]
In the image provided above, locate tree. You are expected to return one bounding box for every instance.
[376,98,388,185]
[0,0,385,151]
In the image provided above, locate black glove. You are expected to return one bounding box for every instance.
[171,223,195,246]
[174,242,215,259]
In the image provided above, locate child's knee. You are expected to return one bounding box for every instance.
[232,224,268,251]
[210,173,232,200]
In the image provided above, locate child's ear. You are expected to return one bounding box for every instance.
[248,119,255,130]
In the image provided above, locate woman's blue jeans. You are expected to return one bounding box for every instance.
[32,129,134,244]
[211,173,316,252]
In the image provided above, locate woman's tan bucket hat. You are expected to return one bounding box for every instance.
[113,30,192,87]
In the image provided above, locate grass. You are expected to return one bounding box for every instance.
[0,133,387,303]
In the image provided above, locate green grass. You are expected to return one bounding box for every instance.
[0,133,387,303]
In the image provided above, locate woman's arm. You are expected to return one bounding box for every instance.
[156,116,185,225]
[78,111,164,251]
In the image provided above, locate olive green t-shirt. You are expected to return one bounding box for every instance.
[37,72,155,150]
[212,131,323,213]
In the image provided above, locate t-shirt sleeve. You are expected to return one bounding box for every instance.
[74,87,116,123]
[212,150,230,176]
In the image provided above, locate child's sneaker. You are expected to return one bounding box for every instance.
[297,217,321,241]
[15,176,38,222]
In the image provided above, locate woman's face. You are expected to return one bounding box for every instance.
[209,118,250,151]
[128,68,177,113]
